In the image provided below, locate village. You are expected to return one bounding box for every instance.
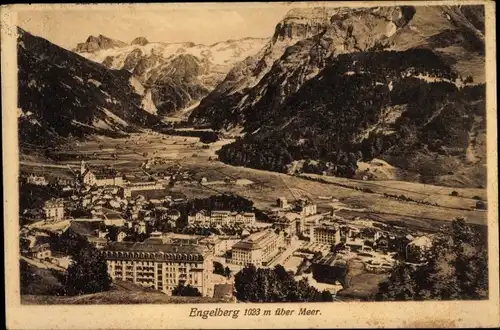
[19,155,437,302]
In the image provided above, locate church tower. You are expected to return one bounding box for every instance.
[80,160,86,175]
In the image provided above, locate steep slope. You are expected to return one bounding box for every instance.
[76,37,268,117]
[189,5,485,130]
[18,27,161,148]
[192,5,486,187]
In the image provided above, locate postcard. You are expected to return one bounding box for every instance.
[2,1,498,329]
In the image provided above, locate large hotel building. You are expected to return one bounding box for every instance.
[102,233,214,297]
[310,223,341,245]
[231,229,284,266]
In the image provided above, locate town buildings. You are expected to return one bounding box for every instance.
[188,210,256,226]
[310,223,341,245]
[102,236,214,297]
[276,197,289,209]
[294,198,317,217]
[80,160,124,187]
[26,174,48,186]
[43,199,65,221]
[119,181,164,199]
[231,229,283,266]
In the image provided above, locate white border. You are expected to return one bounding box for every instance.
[2,1,498,329]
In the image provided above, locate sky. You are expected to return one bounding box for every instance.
[17,4,294,49]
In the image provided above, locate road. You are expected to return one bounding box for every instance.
[269,239,305,268]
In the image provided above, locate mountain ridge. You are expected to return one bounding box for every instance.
[189,5,486,187]
[75,36,268,117]
[18,27,162,148]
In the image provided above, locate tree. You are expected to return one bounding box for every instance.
[213,261,225,276]
[224,266,232,278]
[64,241,112,296]
[172,284,202,297]
[234,264,331,303]
[375,218,488,301]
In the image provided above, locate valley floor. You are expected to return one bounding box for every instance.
[20,131,488,232]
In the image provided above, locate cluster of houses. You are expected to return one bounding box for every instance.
[187,210,256,226]
[20,160,440,299]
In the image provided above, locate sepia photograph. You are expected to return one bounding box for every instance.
[2,1,498,329]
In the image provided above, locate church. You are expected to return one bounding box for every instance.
[79,160,124,187]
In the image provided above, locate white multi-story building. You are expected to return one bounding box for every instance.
[311,223,341,245]
[188,210,256,226]
[26,174,48,186]
[103,238,214,297]
[80,161,124,187]
[43,199,64,221]
[295,198,317,217]
[231,229,283,266]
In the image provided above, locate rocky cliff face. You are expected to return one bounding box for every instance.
[191,5,486,187]
[74,35,128,53]
[189,5,485,130]
[18,28,160,147]
[75,37,268,117]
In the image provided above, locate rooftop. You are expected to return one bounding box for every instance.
[232,229,278,250]
[105,241,210,255]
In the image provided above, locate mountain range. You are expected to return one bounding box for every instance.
[17,5,487,187]
[17,27,162,149]
[189,5,486,187]
[74,35,268,117]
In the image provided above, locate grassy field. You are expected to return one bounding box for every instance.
[20,132,488,232]
[22,280,227,305]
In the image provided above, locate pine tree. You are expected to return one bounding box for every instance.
[64,243,111,296]
[375,218,488,301]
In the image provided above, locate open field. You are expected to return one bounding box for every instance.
[20,132,488,232]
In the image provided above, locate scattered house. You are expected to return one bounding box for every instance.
[88,236,108,249]
[81,197,92,208]
[22,208,44,220]
[117,230,127,242]
[188,210,256,226]
[277,197,289,209]
[27,243,52,260]
[135,221,147,234]
[167,209,181,222]
[199,234,225,256]
[79,160,124,187]
[26,174,48,186]
[108,200,121,209]
[43,199,65,222]
[294,198,317,217]
[103,212,125,227]
[406,236,432,263]
[200,177,208,184]
[94,225,109,239]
